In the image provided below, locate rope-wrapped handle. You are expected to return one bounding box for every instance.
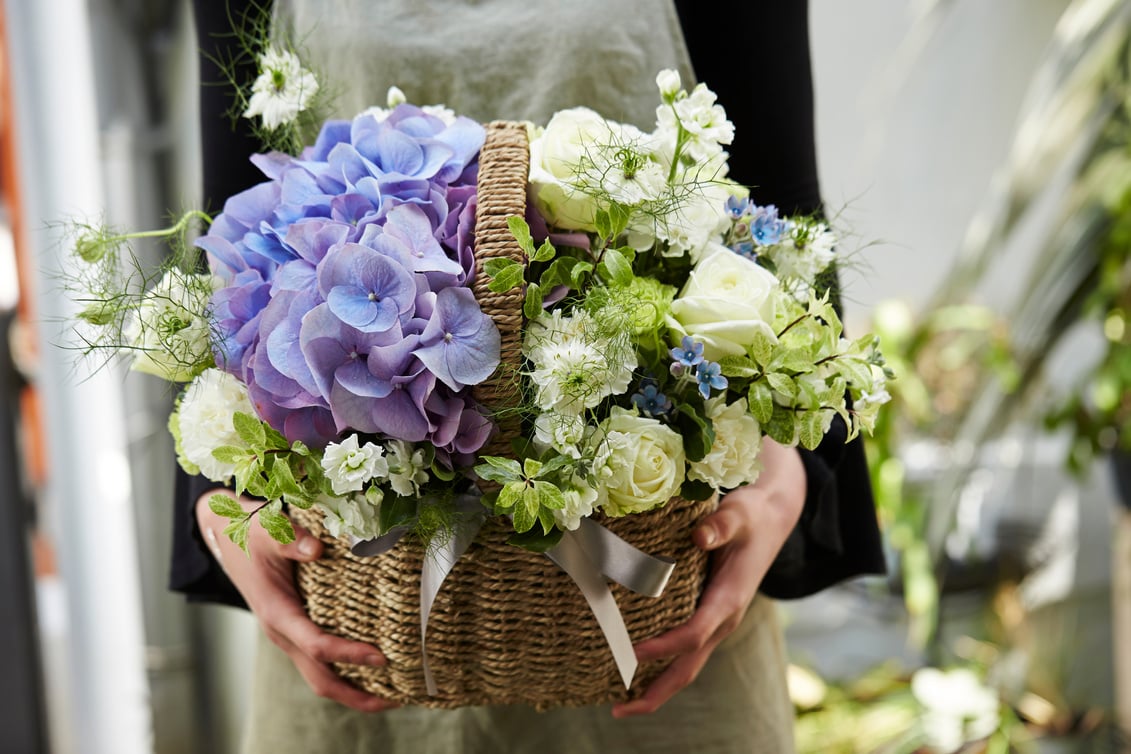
[471,121,530,457]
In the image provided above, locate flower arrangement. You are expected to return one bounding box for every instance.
[67,69,890,556]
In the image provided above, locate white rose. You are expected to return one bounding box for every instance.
[321,434,389,495]
[599,407,685,516]
[129,271,217,383]
[528,107,613,231]
[176,368,256,483]
[688,397,762,490]
[668,244,781,360]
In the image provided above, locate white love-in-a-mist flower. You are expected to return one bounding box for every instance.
[243,47,319,130]
[321,434,389,495]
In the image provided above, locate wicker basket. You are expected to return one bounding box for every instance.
[292,121,712,710]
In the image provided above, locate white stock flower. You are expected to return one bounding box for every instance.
[911,668,1000,753]
[129,270,217,383]
[533,412,587,458]
[656,69,682,99]
[688,397,763,490]
[315,489,383,541]
[598,407,685,516]
[386,440,429,496]
[669,244,781,360]
[656,82,734,162]
[321,434,389,495]
[176,368,256,483]
[243,47,319,130]
[553,477,599,531]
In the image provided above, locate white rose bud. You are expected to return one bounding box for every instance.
[528,107,612,232]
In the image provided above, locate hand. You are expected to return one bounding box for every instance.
[610,438,806,718]
[196,490,398,713]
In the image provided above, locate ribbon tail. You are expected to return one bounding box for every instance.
[419,503,484,696]
[547,531,638,690]
[575,518,676,598]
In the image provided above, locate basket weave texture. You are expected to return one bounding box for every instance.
[293,121,712,710]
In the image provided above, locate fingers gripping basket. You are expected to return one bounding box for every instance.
[292,122,713,710]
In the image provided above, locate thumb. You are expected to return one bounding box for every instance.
[272,520,324,562]
[693,502,751,551]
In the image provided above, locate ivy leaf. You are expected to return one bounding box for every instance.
[537,506,557,535]
[258,501,295,544]
[523,458,543,478]
[598,247,633,286]
[674,403,715,463]
[524,282,544,319]
[532,480,565,510]
[507,215,536,257]
[475,456,523,483]
[233,412,266,451]
[531,238,556,263]
[507,527,563,553]
[748,381,774,424]
[495,481,525,512]
[208,493,245,520]
[486,260,525,292]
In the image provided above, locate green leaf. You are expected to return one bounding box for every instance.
[538,256,578,290]
[836,357,874,390]
[233,456,259,496]
[680,479,716,501]
[570,261,594,289]
[495,481,525,512]
[507,527,563,553]
[208,493,245,520]
[598,247,633,286]
[537,506,557,535]
[798,410,827,450]
[282,490,314,510]
[594,208,612,240]
[431,460,456,482]
[524,282,544,319]
[523,458,543,478]
[749,331,777,368]
[233,412,267,450]
[223,516,251,553]
[507,215,536,256]
[289,440,310,456]
[270,457,304,497]
[258,501,295,544]
[748,381,774,424]
[264,423,290,450]
[532,480,565,510]
[211,445,249,465]
[378,495,417,534]
[484,257,521,277]
[486,260,525,292]
[781,349,817,374]
[765,404,798,445]
[765,372,797,400]
[796,378,821,410]
[475,456,523,483]
[513,487,540,533]
[531,239,556,263]
[674,403,715,463]
[607,203,630,238]
[719,355,760,379]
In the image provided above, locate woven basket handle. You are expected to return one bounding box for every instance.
[470,121,529,456]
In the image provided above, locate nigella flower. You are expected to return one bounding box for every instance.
[670,335,705,376]
[695,361,728,399]
[750,205,790,246]
[243,47,319,130]
[631,382,672,416]
[725,195,752,219]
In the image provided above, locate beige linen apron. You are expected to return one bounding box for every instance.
[244,2,796,750]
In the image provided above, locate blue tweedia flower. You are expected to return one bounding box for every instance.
[695,361,728,399]
[631,382,673,416]
[730,240,756,259]
[725,195,752,220]
[670,336,705,371]
[750,205,790,246]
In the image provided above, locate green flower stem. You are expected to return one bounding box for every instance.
[103,210,212,244]
[777,313,811,339]
[666,104,689,185]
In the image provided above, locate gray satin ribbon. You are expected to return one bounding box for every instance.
[348,502,678,694]
[547,519,677,689]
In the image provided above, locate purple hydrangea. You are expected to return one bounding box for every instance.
[198,105,499,454]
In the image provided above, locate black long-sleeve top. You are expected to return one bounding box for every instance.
[172,0,886,609]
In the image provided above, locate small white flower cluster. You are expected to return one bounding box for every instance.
[316,436,431,539]
[176,368,256,482]
[128,271,218,383]
[243,47,319,130]
[527,70,734,260]
[759,222,838,298]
